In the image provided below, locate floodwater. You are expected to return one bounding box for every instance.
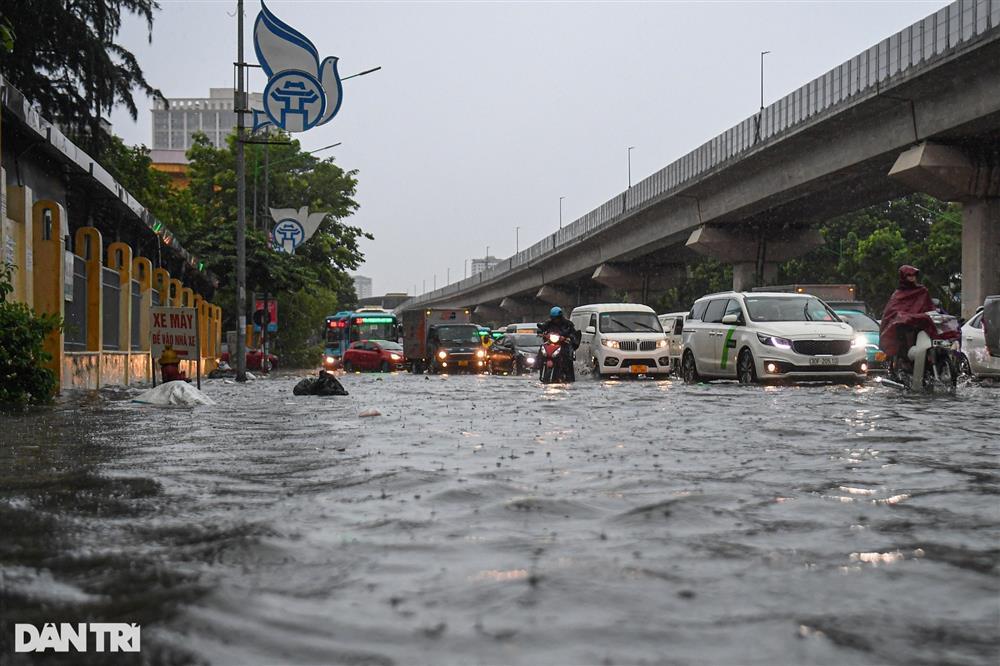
[1,372,998,666]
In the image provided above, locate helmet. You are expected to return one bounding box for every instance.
[550,306,563,318]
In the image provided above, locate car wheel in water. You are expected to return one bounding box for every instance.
[958,354,972,377]
[682,351,699,384]
[343,360,354,373]
[381,361,391,373]
[737,349,757,385]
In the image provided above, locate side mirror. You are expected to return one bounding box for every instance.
[585,325,596,335]
[721,314,740,325]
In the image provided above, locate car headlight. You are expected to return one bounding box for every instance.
[601,339,620,349]
[437,350,447,359]
[757,333,792,349]
[656,339,668,348]
[851,335,867,349]
[325,355,335,364]
[390,353,401,361]
[476,349,485,358]
[525,356,535,364]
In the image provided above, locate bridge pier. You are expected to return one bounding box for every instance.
[591,264,685,303]
[536,285,576,307]
[499,297,548,322]
[889,142,1000,319]
[685,225,823,292]
[472,304,507,327]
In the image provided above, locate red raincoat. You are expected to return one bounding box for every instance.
[878,265,936,357]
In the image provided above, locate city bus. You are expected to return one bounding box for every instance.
[322,308,400,369]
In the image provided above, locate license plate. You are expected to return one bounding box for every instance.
[458,361,469,367]
[809,357,836,366]
[630,365,649,374]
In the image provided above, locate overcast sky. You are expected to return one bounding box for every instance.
[110,0,948,297]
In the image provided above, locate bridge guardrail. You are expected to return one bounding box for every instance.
[412,0,999,307]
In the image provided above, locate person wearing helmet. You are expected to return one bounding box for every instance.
[537,306,581,348]
[879,265,936,369]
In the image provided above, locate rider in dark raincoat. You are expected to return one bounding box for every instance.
[879,265,936,363]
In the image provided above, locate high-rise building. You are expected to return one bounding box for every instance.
[353,275,373,300]
[470,256,500,276]
[150,88,263,186]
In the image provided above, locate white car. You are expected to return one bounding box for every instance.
[657,311,687,373]
[680,291,869,384]
[570,303,670,377]
[959,305,1000,378]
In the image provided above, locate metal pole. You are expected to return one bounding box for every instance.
[559,196,564,229]
[627,146,635,188]
[252,148,258,231]
[464,259,467,279]
[447,267,450,284]
[235,0,248,382]
[760,50,770,111]
[515,226,519,254]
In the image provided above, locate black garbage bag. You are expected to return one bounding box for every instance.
[293,370,348,396]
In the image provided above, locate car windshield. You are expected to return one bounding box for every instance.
[513,334,542,347]
[598,312,663,333]
[434,326,481,343]
[745,296,839,322]
[836,311,878,332]
[371,340,403,351]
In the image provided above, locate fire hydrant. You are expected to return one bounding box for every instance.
[159,345,188,382]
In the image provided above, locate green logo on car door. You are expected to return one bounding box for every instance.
[719,327,737,369]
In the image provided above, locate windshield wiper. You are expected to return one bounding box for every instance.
[632,320,658,332]
[608,317,631,331]
[803,303,813,321]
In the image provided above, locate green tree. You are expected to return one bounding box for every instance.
[0,264,62,406]
[0,0,163,155]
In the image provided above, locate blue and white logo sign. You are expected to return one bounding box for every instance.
[270,206,328,254]
[253,2,342,133]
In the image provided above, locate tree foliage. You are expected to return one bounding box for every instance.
[0,0,163,155]
[0,265,62,406]
[778,195,962,314]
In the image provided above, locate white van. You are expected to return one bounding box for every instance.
[569,303,670,377]
[657,311,688,373]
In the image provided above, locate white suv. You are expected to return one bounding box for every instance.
[680,291,868,384]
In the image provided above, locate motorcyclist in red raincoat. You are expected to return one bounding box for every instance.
[879,265,936,369]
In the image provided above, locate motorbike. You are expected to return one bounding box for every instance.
[884,311,961,391]
[538,332,575,384]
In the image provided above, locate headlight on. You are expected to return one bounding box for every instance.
[548,334,561,344]
[476,349,485,358]
[437,350,447,359]
[325,355,335,364]
[851,335,867,349]
[601,339,620,349]
[390,353,401,361]
[656,339,668,348]
[756,333,792,349]
[526,357,535,364]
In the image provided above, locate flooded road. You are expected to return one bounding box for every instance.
[1,373,998,665]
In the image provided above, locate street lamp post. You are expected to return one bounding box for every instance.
[515,226,520,254]
[760,50,771,112]
[447,267,450,284]
[559,196,564,229]
[464,259,468,279]
[627,146,635,188]
[234,0,248,382]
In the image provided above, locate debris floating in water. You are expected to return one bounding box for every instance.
[133,381,216,406]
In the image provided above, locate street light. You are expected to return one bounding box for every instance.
[464,259,468,279]
[760,50,771,111]
[627,146,635,188]
[559,196,565,229]
[515,226,520,254]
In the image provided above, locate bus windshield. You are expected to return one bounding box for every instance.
[351,318,396,342]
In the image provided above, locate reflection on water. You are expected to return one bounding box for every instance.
[1,375,998,665]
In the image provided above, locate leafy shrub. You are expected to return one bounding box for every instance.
[0,264,62,406]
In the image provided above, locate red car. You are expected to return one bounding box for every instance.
[342,339,406,372]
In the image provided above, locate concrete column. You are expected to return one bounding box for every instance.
[686,225,822,291]
[6,183,35,306]
[74,227,104,354]
[889,142,1000,319]
[536,285,575,306]
[961,199,1000,319]
[472,304,507,326]
[31,201,67,390]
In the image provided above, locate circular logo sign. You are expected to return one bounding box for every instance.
[263,70,327,133]
[273,218,305,252]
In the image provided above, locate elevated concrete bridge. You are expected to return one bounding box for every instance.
[405,0,1000,321]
